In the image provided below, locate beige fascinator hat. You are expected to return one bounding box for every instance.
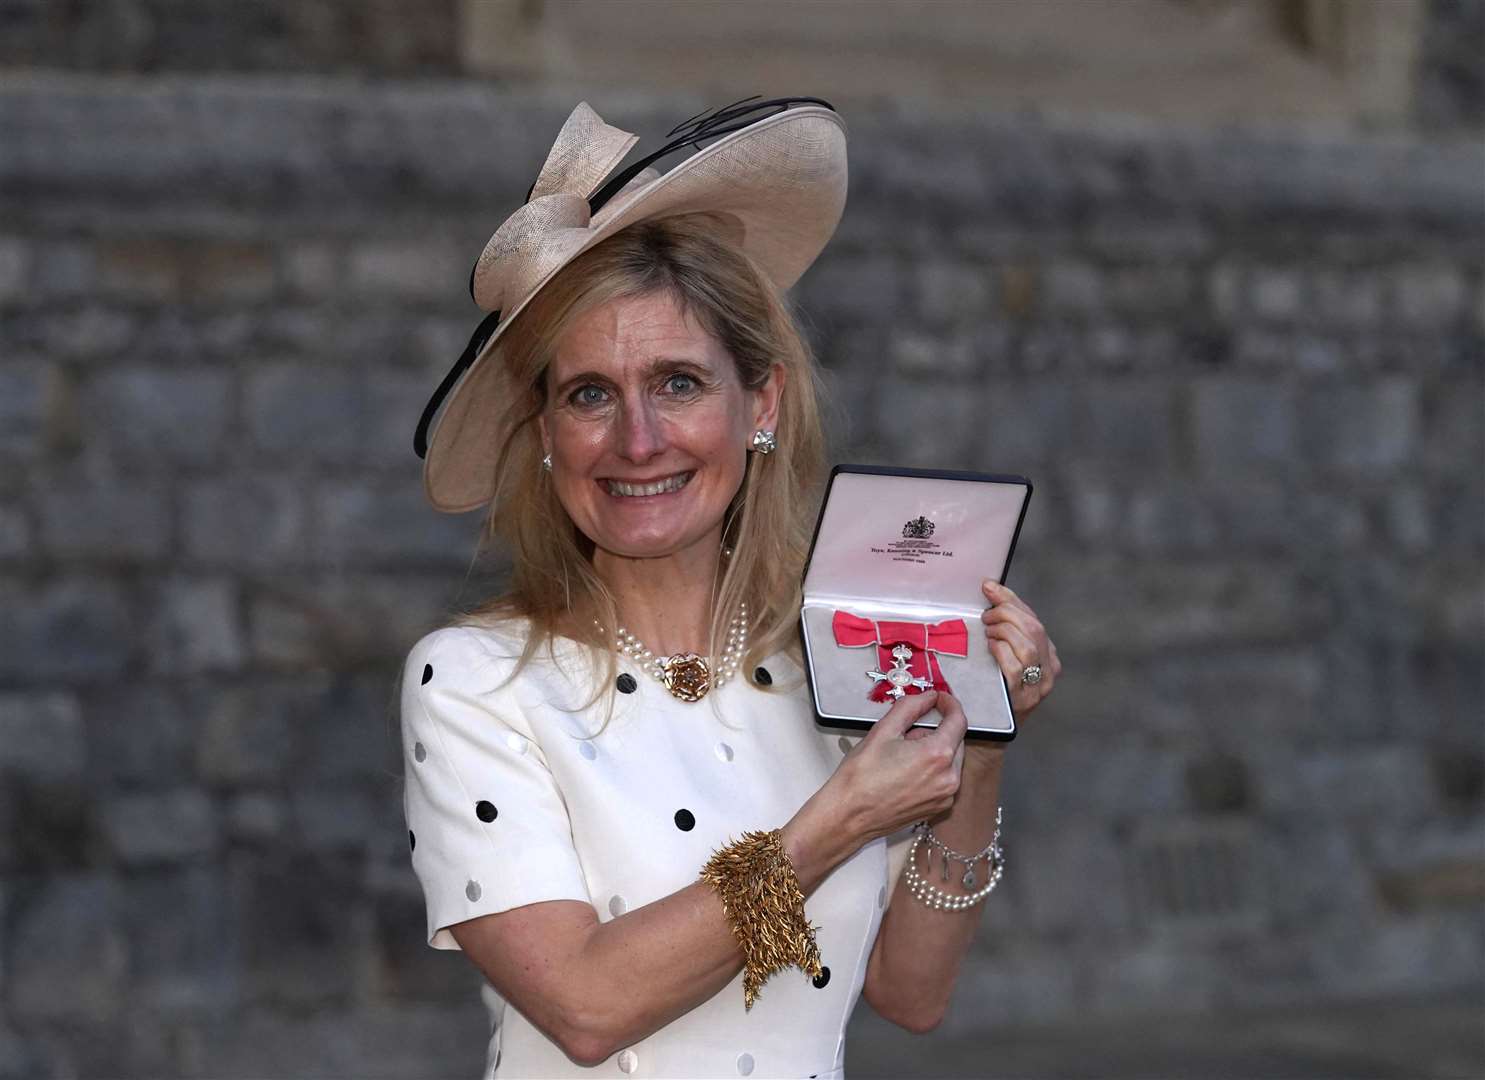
[413,96,849,514]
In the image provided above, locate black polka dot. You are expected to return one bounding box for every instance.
[674,809,695,831]
[409,830,416,851]
[475,801,498,823]
[421,663,433,684]
[754,666,773,686]
[812,966,831,989]
[616,673,638,694]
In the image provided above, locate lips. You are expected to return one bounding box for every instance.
[603,471,694,497]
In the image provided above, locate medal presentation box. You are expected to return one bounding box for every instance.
[800,465,1032,741]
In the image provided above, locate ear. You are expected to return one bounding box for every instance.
[536,413,551,458]
[750,363,785,436]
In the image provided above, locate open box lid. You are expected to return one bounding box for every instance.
[802,465,1033,616]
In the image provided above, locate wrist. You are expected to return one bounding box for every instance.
[780,792,853,895]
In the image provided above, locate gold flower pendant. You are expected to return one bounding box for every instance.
[661,653,712,702]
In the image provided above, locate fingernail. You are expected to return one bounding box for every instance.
[982,579,1000,591]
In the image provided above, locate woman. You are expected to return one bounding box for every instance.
[402,98,1060,1079]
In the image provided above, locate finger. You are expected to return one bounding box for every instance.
[927,690,970,748]
[987,637,1026,685]
[981,579,1023,607]
[985,620,1040,669]
[980,601,1042,637]
[866,689,940,740]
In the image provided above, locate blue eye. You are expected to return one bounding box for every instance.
[665,372,699,395]
[569,384,608,408]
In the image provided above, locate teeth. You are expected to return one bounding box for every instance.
[607,472,691,497]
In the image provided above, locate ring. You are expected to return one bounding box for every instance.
[1020,664,1043,686]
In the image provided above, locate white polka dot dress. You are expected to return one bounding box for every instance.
[401,623,915,1079]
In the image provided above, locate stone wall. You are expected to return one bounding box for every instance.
[1,74,1482,1078]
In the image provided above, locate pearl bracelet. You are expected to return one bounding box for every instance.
[903,807,1004,912]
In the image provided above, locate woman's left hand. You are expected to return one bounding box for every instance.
[979,578,1059,722]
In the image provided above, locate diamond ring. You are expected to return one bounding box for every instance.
[1019,664,1043,686]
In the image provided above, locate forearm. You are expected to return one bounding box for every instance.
[574,790,858,1058]
[865,749,1005,1031]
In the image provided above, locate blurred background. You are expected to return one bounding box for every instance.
[1,1,1482,1077]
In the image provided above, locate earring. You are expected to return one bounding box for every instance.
[750,429,777,455]
[541,453,553,472]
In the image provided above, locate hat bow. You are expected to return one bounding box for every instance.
[471,102,660,315]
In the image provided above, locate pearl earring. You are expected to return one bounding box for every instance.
[542,453,553,472]
[750,429,777,454]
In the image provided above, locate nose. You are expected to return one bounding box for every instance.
[615,395,667,463]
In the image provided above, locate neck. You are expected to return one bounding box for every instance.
[593,534,724,657]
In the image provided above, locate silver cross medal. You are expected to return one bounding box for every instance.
[867,643,933,700]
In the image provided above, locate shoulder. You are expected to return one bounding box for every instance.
[402,618,603,707]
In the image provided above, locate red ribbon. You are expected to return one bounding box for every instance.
[831,611,969,703]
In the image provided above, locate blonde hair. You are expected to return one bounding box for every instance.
[447,212,827,727]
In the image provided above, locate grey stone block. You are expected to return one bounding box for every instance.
[0,502,31,558]
[246,592,329,669]
[9,874,127,1022]
[80,367,233,466]
[0,576,133,681]
[1108,263,1196,315]
[144,575,244,675]
[1012,826,1135,937]
[189,242,277,302]
[120,866,235,1013]
[1298,377,1420,472]
[1042,258,1104,314]
[0,692,84,780]
[193,681,299,786]
[1010,743,1186,827]
[1420,374,1485,478]
[1188,375,1294,469]
[33,241,95,298]
[0,360,52,459]
[290,783,378,852]
[227,791,288,844]
[182,474,308,569]
[1311,269,1384,329]
[0,235,29,303]
[102,788,220,865]
[245,363,430,470]
[300,676,400,781]
[983,378,1079,468]
[1389,262,1467,326]
[796,255,903,327]
[346,239,461,302]
[281,242,339,297]
[81,682,195,786]
[231,852,362,1007]
[867,375,983,467]
[312,482,480,566]
[912,259,993,326]
[1053,556,1328,654]
[38,304,137,361]
[1310,910,1485,997]
[95,238,183,303]
[1249,267,1305,323]
[1258,744,1439,821]
[1071,378,1178,465]
[37,481,171,561]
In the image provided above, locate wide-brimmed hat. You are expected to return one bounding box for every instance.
[413,96,849,514]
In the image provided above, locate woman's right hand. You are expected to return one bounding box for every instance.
[827,689,969,845]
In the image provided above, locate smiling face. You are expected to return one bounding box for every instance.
[538,288,781,567]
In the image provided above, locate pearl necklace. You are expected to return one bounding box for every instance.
[596,602,749,703]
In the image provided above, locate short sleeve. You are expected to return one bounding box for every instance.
[401,627,592,950]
